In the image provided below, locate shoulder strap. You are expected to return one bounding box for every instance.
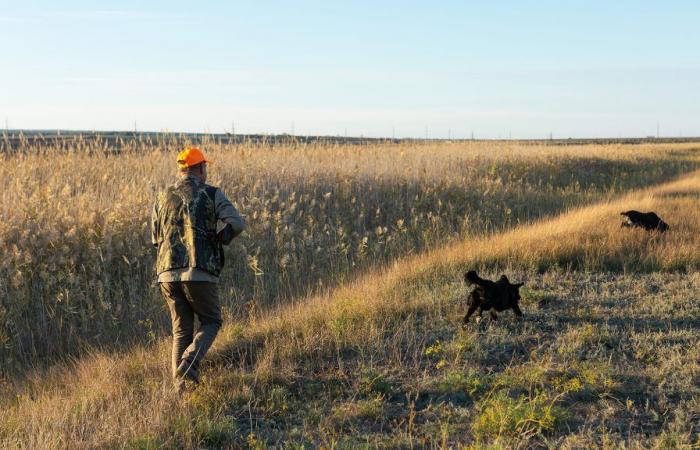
[203,184,226,267]
[204,185,218,204]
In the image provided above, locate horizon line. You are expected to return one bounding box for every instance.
[2,127,698,143]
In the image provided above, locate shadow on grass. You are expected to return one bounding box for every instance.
[8,156,700,378]
[554,314,700,332]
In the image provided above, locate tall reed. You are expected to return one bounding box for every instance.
[1,140,698,374]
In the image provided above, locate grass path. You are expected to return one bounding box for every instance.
[3,170,700,448]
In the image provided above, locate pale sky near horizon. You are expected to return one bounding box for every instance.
[2,0,699,139]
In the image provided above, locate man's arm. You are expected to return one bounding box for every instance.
[215,188,246,237]
[151,198,160,247]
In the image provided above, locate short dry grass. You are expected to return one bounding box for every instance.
[2,155,700,448]
[4,140,699,373]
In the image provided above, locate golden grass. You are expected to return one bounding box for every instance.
[4,140,699,373]
[3,153,700,448]
[215,168,700,367]
[439,170,700,272]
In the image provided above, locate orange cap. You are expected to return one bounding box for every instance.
[177,147,212,169]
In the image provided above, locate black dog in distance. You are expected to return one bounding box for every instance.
[463,270,524,324]
[620,210,669,232]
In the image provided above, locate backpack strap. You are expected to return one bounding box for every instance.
[204,185,218,204]
[203,185,225,268]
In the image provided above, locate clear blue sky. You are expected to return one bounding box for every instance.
[2,0,699,138]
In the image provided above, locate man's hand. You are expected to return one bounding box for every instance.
[217,223,241,245]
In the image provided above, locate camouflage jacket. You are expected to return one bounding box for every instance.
[152,177,223,277]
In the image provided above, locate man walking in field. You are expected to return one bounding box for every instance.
[151,147,246,387]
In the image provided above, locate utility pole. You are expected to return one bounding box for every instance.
[392,126,395,140]
[425,126,428,140]
[656,121,660,138]
[291,121,295,136]
[448,128,452,140]
[471,131,474,141]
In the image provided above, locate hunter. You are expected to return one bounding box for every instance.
[151,147,246,386]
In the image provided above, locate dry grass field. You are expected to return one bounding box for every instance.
[1,140,700,448]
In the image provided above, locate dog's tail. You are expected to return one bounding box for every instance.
[464,270,489,287]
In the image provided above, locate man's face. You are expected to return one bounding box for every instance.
[200,162,208,183]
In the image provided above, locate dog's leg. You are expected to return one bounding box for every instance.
[463,292,481,325]
[513,304,524,317]
[463,294,480,324]
[490,310,498,321]
[463,303,479,324]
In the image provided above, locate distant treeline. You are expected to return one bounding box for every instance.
[0,131,392,152]
[1,129,699,152]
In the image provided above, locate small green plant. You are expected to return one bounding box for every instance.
[137,319,157,346]
[247,432,267,450]
[330,396,385,427]
[126,434,162,450]
[556,323,616,358]
[425,340,444,357]
[435,369,484,397]
[194,415,238,448]
[519,287,557,308]
[472,390,565,441]
[357,368,393,397]
[463,443,507,450]
[355,396,385,420]
[264,385,291,415]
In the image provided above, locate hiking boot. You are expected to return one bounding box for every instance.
[176,358,200,384]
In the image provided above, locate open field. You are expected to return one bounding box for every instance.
[3,130,700,152]
[2,141,700,448]
[2,141,700,374]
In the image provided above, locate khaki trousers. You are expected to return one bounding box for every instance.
[159,281,222,377]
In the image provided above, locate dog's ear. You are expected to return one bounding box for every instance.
[513,282,524,288]
[499,274,509,282]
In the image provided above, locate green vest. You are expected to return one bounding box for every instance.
[155,177,222,277]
